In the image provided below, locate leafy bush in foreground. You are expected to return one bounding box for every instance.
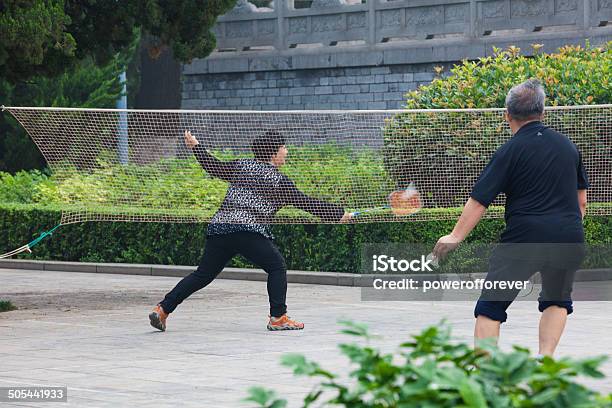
[246,321,611,408]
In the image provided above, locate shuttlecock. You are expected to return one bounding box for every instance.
[425,253,439,268]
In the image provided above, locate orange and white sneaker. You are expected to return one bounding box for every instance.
[149,304,168,332]
[267,314,304,331]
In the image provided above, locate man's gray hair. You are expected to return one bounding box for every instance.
[505,79,546,120]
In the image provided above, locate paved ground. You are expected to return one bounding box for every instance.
[0,268,611,407]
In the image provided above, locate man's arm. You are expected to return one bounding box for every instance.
[578,189,587,219]
[433,145,510,260]
[185,130,236,183]
[433,198,487,259]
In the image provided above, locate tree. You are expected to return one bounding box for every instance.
[0,0,238,172]
[0,33,140,172]
[0,0,238,84]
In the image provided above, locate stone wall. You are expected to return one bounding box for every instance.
[181,0,612,110]
[182,63,443,110]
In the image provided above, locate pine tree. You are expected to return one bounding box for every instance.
[0,0,238,83]
[0,34,139,172]
[0,0,238,172]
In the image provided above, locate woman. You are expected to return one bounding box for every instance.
[150,129,351,331]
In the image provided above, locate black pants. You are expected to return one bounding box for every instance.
[160,232,288,317]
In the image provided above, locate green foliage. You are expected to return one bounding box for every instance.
[0,170,52,203]
[30,157,228,215]
[1,203,610,272]
[405,42,611,109]
[282,144,396,209]
[244,388,287,408]
[0,0,75,82]
[0,32,140,173]
[383,108,611,208]
[247,321,612,408]
[383,110,505,206]
[384,43,611,201]
[0,0,238,83]
[0,144,395,217]
[0,300,16,312]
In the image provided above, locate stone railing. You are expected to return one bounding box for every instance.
[180,0,611,112]
[213,0,611,51]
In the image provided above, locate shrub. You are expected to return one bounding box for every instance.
[0,170,53,203]
[404,42,611,109]
[383,43,612,206]
[245,321,612,408]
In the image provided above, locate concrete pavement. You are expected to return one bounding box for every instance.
[0,268,611,407]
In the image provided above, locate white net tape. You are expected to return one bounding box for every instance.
[3,105,611,225]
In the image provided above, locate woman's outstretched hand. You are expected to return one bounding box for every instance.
[184,130,199,149]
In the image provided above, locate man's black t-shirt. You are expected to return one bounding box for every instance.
[470,121,589,243]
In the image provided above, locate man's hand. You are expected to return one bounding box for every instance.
[184,130,199,149]
[431,198,486,261]
[432,233,462,260]
[340,212,353,223]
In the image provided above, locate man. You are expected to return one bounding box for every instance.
[433,79,589,356]
[150,129,352,332]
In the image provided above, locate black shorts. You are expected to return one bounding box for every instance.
[474,243,585,323]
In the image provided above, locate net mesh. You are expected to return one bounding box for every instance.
[3,105,611,225]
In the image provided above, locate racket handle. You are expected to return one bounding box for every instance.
[352,205,390,218]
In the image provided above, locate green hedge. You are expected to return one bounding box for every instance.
[2,204,610,273]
